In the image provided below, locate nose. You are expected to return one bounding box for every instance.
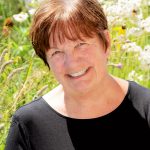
[64,51,80,69]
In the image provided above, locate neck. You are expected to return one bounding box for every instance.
[61,75,127,119]
[63,74,119,108]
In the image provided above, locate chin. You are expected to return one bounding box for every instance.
[69,80,97,95]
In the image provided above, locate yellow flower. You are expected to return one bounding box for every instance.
[118,25,126,35]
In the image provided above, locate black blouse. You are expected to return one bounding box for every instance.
[5,81,150,150]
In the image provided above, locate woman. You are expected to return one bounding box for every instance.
[5,0,150,149]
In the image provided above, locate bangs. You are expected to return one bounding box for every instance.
[49,14,98,46]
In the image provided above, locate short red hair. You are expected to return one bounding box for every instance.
[30,0,108,67]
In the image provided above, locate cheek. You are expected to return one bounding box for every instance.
[86,47,108,67]
[82,47,101,63]
[47,58,64,77]
[80,48,95,61]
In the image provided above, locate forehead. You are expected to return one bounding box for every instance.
[49,38,80,50]
[49,33,98,48]
[49,31,94,47]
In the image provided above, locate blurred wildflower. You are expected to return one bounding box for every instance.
[132,9,138,16]
[112,38,122,51]
[108,63,123,69]
[107,16,119,26]
[24,0,32,3]
[122,42,142,53]
[128,70,143,82]
[126,27,143,37]
[128,70,136,80]
[144,45,150,52]
[3,17,14,27]
[105,0,141,18]
[139,45,150,70]
[2,18,14,36]
[116,43,121,51]
[138,17,150,32]
[13,12,28,22]
[28,8,36,15]
[24,0,43,3]
[119,25,126,35]
[116,63,123,69]
[0,123,4,130]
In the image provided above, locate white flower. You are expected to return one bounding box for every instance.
[139,45,150,70]
[144,45,150,52]
[107,16,124,27]
[24,0,43,4]
[128,70,136,81]
[13,13,28,22]
[128,70,143,82]
[122,42,142,53]
[28,8,36,15]
[105,0,142,19]
[126,27,143,37]
[138,17,150,32]
[24,0,32,3]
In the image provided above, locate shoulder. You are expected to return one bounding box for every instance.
[13,85,64,124]
[13,97,46,124]
[128,80,150,127]
[129,81,150,104]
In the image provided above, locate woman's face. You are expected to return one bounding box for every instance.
[46,33,110,95]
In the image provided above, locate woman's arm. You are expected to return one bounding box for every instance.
[5,115,31,150]
[129,81,150,128]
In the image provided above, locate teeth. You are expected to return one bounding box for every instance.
[69,68,88,77]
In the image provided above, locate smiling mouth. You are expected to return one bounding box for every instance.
[67,67,90,79]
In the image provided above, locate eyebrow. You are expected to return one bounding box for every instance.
[49,39,88,50]
[49,46,60,50]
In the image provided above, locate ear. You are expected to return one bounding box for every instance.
[103,30,111,57]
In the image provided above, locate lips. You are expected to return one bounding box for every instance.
[67,67,90,79]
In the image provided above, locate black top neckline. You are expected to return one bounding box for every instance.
[42,80,131,121]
